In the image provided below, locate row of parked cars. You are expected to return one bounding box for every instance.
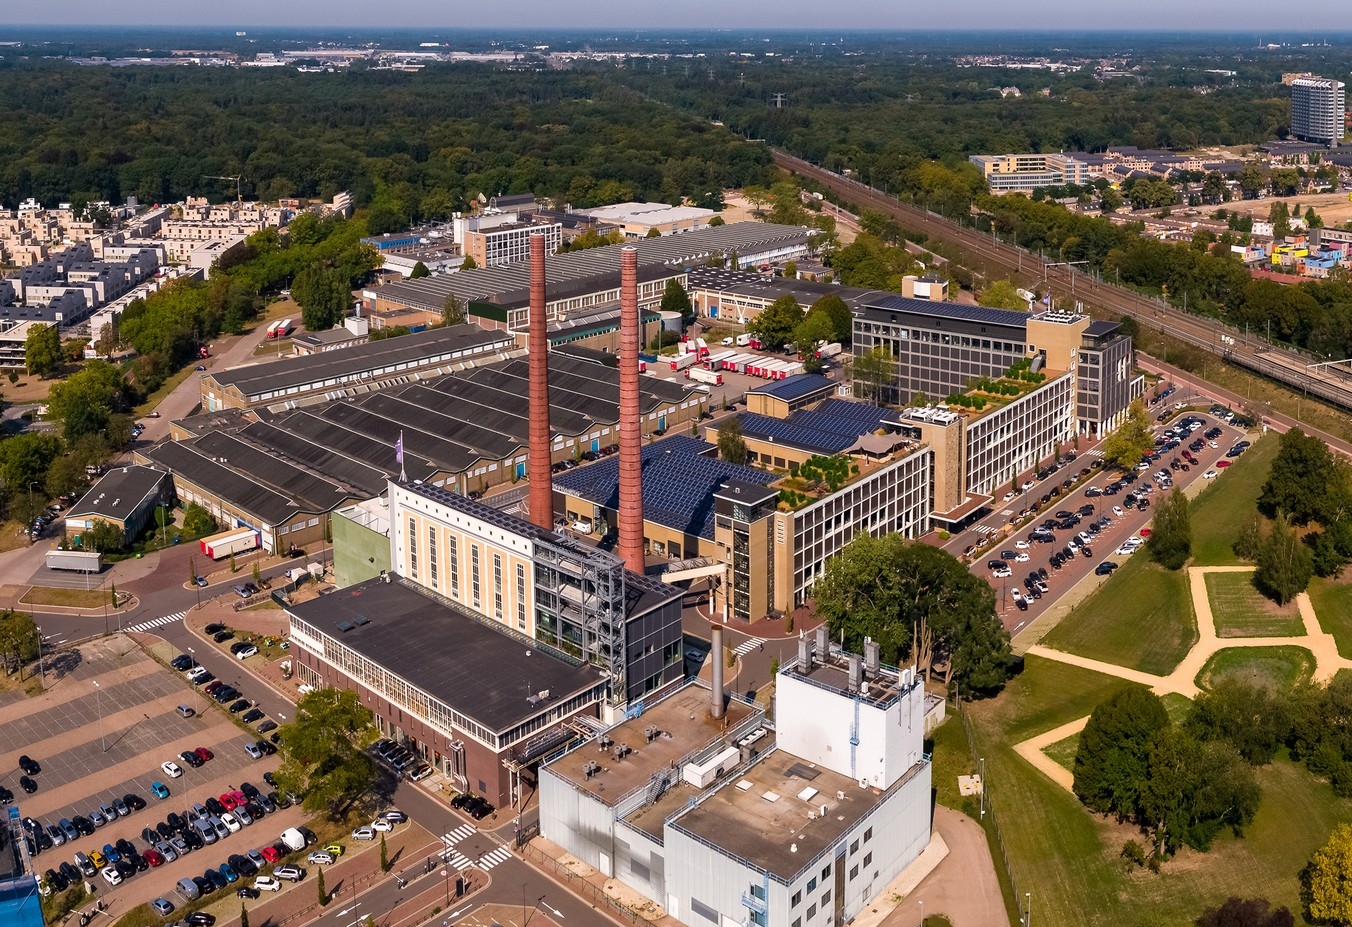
[26,791,151,895]
[371,738,434,783]
[170,651,280,751]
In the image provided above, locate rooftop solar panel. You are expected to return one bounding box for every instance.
[747,374,835,402]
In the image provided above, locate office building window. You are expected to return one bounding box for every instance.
[516,563,527,630]
[407,518,418,579]
[471,546,481,609]
[448,532,459,598]
[493,554,503,621]
[428,527,438,586]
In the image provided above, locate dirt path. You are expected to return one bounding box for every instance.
[1015,565,1352,793]
[877,805,1012,927]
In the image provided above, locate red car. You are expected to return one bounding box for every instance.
[143,849,165,868]
[230,789,246,806]
[219,793,238,811]
[195,747,214,762]
[1216,460,1231,468]
[260,845,282,864]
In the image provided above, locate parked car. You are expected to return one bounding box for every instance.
[253,876,282,892]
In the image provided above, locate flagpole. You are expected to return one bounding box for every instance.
[397,430,406,483]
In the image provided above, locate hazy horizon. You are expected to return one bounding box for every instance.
[5,3,1352,32]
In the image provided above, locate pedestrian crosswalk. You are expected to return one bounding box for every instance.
[125,611,186,633]
[440,824,475,846]
[476,847,512,870]
[972,525,1000,538]
[732,637,765,657]
[1083,449,1104,458]
[439,848,474,870]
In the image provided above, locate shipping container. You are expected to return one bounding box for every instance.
[689,367,723,386]
[46,550,102,572]
[669,353,697,371]
[200,527,261,560]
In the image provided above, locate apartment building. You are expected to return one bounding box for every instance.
[968,152,1092,193]
[1291,77,1346,146]
[464,221,563,268]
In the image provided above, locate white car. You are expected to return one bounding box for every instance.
[1014,552,1030,562]
[100,866,123,886]
[161,761,183,779]
[1002,491,1015,501]
[1015,540,1029,550]
[1203,469,1218,479]
[1116,545,1137,556]
[1112,506,1124,517]
[253,876,282,892]
[221,812,242,833]
[991,566,1012,579]
[1209,441,1218,448]
[371,818,394,832]
[236,645,259,660]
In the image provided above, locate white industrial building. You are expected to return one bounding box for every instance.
[538,626,934,927]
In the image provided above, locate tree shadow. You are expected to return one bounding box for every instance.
[43,648,85,682]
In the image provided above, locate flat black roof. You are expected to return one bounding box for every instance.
[289,577,604,735]
[68,465,168,522]
[859,295,1030,330]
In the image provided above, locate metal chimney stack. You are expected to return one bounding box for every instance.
[864,637,880,677]
[710,624,725,720]
[617,246,645,575]
[527,233,553,530]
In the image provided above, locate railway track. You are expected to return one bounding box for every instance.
[773,149,1352,415]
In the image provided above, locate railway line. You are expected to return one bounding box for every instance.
[773,149,1352,415]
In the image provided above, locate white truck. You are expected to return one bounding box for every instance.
[200,527,261,560]
[689,367,723,386]
[669,353,698,372]
[735,333,753,347]
[817,342,843,359]
[46,550,102,572]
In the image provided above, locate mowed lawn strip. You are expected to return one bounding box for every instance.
[1042,556,1196,675]
[966,655,1352,927]
[1188,434,1277,566]
[1205,571,1304,638]
[1309,576,1352,659]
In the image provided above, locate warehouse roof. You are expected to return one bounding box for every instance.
[207,324,511,400]
[68,465,168,523]
[746,374,835,403]
[553,435,773,541]
[859,295,1029,329]
[288,576,605,734]
[687,266,891,310]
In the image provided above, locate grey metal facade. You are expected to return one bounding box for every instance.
[1077,332,1138,437]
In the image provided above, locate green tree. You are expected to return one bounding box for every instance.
[1148,487,1192,570]
[380,833,390,872]
[782,260,797,279]
[252,561,263,588]
[707,216,725,227]
[317,867,327,905]
[791,311,835,357]
[1306,823,1352,923]
[292,264,350,332]
[274,688,377,816]
[745,294,803,351]
[408,261,430,279]
[183,503,217,536]
[87,520,125,553]
[240,904,249,927]
[660,278,694,324]
[812,533,1012,692]
[0,432,64,503]
[716,417,747,465]
[0,609,39,677]
[24,323,62,379]
[645,227,661,239]
[441,292,465,328]
[460,254,478,271]
[977,280,1028,311]
[1101,399,1153,470]
[1197,897,1292,927]
[43,454,87,501]
[1073,685,1169,820]
[45,360,124,444]
[1255,510,1313,605]
[1234,512,1263,561]
[1185,678,1288,765]
[1139,729,1258,853]
[1269,200,1291,238]
[1259,428,1347,526]
[807,294,852,344]
[850,345,895,403]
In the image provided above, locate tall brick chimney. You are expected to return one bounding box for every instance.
[527,232,554,530]
[617,246,645,574]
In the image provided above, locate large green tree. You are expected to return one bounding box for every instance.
[850,345,895,404]
[745,294,804,351]
[977,280,1028,311]
[1259,428,1349,526]
[716,417,747,465]
[1148,487,1192,570]
[807,294,852,344]
[1306,824,1352,924]
[1255,510,1313,605]
[0,609,39,678]
[1101,399,1153,470]
[1185,678,1287,765]
[0,432,64,509]
[812,534,1012,692]
[292,264,351,332]
[1073,685,1169,820]
[1138,728,1259,853]
[660,278,694,324]
[45,360,125,444]
[24,323,62,379]
[275,688,377,816]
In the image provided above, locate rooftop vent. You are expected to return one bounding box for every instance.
[336,620,355,633]
[354,615,371,626]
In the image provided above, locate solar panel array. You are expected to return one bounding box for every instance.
[864,293,1030,329]
[749,374,834,402]
[553,435,773,540]
[736,399,889,456]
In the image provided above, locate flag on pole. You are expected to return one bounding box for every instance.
[396,431,406,482]
[1041,291,1051,306]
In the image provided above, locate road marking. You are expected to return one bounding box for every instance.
[439,848,474,869]
[124,611,186,633]
[732,637,765,657]
[544,902,565,918]
[440,824,475,846]
[476,847,512,870]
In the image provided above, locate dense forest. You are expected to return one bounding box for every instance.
[0,63,773,220]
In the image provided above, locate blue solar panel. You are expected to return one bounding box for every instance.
[748,374,834,402]
[738,413,856,455]
[865,294,1029,328]
[553,435,773,540]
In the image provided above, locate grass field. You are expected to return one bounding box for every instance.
[1309,576,1352,659]
[1196,646,1315,692]
[963,654,1352,927]
[19,586,109,609]
[1188,434,1277,566]
[1041,556,1196,675]
[1205,571,1304,638]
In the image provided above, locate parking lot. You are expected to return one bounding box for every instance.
[0,635,322,919]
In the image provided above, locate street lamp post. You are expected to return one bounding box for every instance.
[1025,891,1032,927]
[92,680,106,752]
[35,626,43,692]
[979,757,985,820]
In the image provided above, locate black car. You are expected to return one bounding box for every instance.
[229,853,258,877]
[142,826,159,845]
[256,739,277,756]
[34,829,52,851]
[0,785,12,804]
[237,886,261,899]
[171,655,194,671]
[213,687,238,703]
[157,820,175,839]
[213,630,235,643]
[114,858,136,879]
[180,751,205,768]
[131,852,149,873]
[115,838,136,858]
[204,623,227,635]
[205,797,226,816]
[229,699,250,714]
[258,720,278,734]
[18,755,40,775]
[183,829,204,851]
[167,812,186,830]
[239,781,261,799]
[73,816,94,836]
[204,868,227,891]
[268,790,289,810]
[244,799,266,819]
[18,776,36,794]
[124,793,146,811]
[263,773,277,791]
[192,876,213,895]
[45,868,68,892]
[242,708,264,724]
[60,861,80,884]
[192,671,215,686]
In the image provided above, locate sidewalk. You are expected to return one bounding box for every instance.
[521,836,675,927]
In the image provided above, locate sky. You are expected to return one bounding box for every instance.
[7,1,1352,31]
